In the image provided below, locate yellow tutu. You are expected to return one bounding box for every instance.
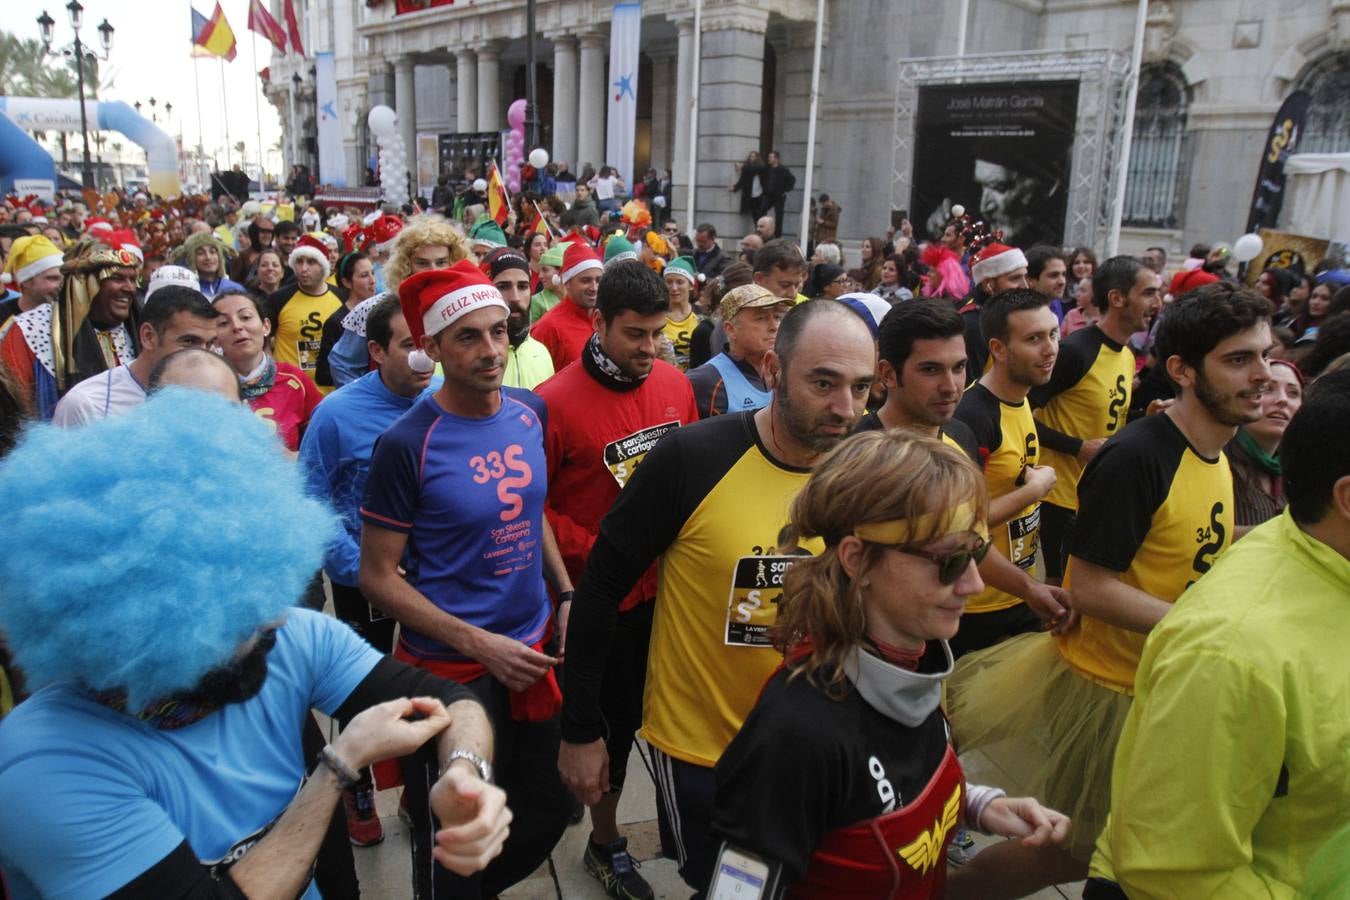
[944,631,1133,862]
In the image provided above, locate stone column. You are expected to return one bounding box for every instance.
[393,55,418,178]
[695,8,770,239]
[672,19,694,189]
[477,44,502,132]
[456,50,478,133]
[551,35,579,167]
[774,29,819,239]
[577,31,607,171]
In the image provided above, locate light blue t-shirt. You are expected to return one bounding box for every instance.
[0,609,381,899]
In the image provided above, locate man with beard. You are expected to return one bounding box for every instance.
[0,390,510,899]
[533,241,604,371]
[1033,256,1161,585]
[360,260,575,899]
[298,294,442,846]
[483,247,554,390]
[536,262,698,900]
[0,239,141,419]
[558,299,876,895]
[946,283,1272,879]
[952,289,1070,658]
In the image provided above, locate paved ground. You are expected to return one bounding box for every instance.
[345,741,1086,899]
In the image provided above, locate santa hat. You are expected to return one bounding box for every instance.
[603,234,639,266]
[557,242,603,286]
[1,235,64,286]
[970,242,1028,284]
[362,214,403,254]
[310,230,339,253]
[85,217,114,236]
[103,229,143,264]
[341,223,366,253]
[398,259,509,374]
[145,265,201,301]
[1170,267,1220,298]
[664,256,703,285]
[289,233,332,279]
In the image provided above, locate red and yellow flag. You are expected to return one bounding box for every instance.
[247,0,288,55]
[487,162,510,226]
[191,3,237,62]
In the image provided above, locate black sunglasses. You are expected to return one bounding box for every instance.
[892,536,991,585]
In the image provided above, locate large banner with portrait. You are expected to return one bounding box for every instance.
[911,81,1080,248]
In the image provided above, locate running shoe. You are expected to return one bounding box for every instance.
[582,835,654,900]
[343,784,385,847]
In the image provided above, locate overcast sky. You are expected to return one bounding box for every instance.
[1,0,284,174]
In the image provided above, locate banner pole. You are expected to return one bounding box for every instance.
[797,0,826,250]
[683,0,702,236]
[219,57,233,171]
[1107,0,1149,257]
[251,31,265,186]
[192,53,209,184]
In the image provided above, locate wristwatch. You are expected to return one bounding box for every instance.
[443,749,493,784]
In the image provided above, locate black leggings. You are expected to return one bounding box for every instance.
[401,671,571,899]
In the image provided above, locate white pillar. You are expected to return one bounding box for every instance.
[551,35,579,166]
[477,45,501,133]
[394,56,417,176]
[577,32,607,171]
[672,19,693,188]
[456,50,477,133]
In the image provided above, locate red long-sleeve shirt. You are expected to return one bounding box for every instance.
[537,357,698,612]
[531,297,595,372]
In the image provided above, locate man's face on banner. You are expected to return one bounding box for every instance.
[975,159,1044,246]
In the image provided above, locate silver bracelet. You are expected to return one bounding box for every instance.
[318,745,361,790]
[441,749,493,784]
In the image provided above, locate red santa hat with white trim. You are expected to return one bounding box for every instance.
[555,241,603,287]
[970,242,1028,284]
[289,233,332,280]
[398,259,510,374]
[103,229,144,264]
[85,216,114,236]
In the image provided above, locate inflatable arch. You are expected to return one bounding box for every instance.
[0,97,181,199]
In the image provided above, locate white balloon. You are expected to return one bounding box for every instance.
[473,178,488,192]
[1233,232,1264,263]
[529,148,549,169]
[951,204,965,218]
[368,105,398,138]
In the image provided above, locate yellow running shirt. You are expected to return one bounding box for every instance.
[1057,412,1234,692]
[662,310,700,371]
[953,384,1040,613]
[559,412,822,767]
[270,286,342,390]
[1031,326,1135,512]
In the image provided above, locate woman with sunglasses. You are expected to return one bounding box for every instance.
[708,431,1069,899]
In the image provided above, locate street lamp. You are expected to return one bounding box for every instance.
[36,3,114,189]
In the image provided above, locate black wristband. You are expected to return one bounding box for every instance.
[557,590,575,606]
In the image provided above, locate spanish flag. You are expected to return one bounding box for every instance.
[192,3,238,62]
[487,162,510,227]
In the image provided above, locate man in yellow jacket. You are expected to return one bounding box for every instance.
[1088,368,1350,899]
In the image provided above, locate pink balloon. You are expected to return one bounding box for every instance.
[507,98,528,130]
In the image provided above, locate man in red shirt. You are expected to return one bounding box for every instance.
[532,242,603,370]
[537,261,698,900]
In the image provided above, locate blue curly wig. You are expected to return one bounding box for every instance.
[0,388,337,708]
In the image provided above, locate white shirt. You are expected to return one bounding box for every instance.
[593,175,619,201]
[52,365,148,427]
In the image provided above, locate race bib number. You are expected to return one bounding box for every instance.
[296,338,321,373]
[725,555,799,647]
[1008,507,1040,570]
[603,421,679,488]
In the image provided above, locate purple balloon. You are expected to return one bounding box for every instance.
[507,98,527,130]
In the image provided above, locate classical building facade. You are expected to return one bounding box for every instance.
[265,0,1350,255]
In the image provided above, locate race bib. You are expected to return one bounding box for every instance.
[603,421,679,488]
[1008,507,1040,570]
[296,338,322,373]
[725,555,799,647]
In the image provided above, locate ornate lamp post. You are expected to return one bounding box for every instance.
[36,2,115,189]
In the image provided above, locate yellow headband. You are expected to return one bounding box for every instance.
[851,500,987,545]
